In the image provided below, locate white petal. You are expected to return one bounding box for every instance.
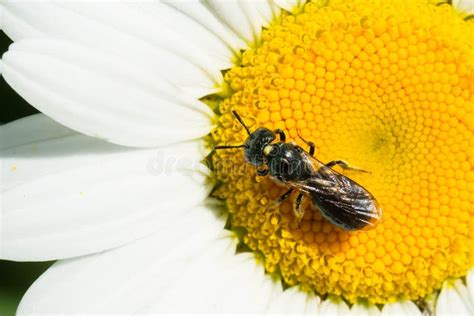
[273,0,301,12]
[351,301,381,315]
[0,112,75,150]
[424,292,438,316]
[55,1,231,74]
[304,293,320,315]
[381,300,421,315]
[264,285,317,314]
[148,251,276,312]
[18,205,283,313]
[205,0,259,44]
[318,295,350,314]
[467,269,474,305]
[1,1,232,96]
[1,39,213,147]
[252,0,277,25]
[166,0,247,51]
[1,3,44,39]
[436,279,474,315]
[453,0,474,14]
[1,114,211,261]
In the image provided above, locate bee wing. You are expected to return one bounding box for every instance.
[294,153,382,231]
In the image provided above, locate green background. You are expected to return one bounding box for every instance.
[1,31,53,316]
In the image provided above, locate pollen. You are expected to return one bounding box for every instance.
[210,0,474,304]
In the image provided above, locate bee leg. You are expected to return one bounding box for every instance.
[269,188,293,210]
[293,192,305,225]
[306,142,315,156]
[325,160,371,174]
[275,188,293,205]
[274,129,286,142]
[297,131,315,156]
[256,166,269,176]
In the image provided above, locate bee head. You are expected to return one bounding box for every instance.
[244,127,276,166]
[214,112,276,166]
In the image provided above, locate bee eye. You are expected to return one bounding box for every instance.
[270,147,278,156]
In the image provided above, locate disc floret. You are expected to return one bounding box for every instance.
[211,0,473,304]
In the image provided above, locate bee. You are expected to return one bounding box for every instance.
[215,111,382,231]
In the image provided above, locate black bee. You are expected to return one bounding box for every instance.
[215,111,382,231]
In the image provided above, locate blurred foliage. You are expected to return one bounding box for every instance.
[0,261,54,316]
[0,31,48,316]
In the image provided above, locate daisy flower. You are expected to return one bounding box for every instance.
[1,0,473,314]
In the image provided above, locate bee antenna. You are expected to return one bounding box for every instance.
[296,129,309,144]
[232,111,251,136]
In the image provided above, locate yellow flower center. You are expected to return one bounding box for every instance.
[209,0,474,304]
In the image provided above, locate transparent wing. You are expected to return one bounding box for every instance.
[293,153,382,231]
